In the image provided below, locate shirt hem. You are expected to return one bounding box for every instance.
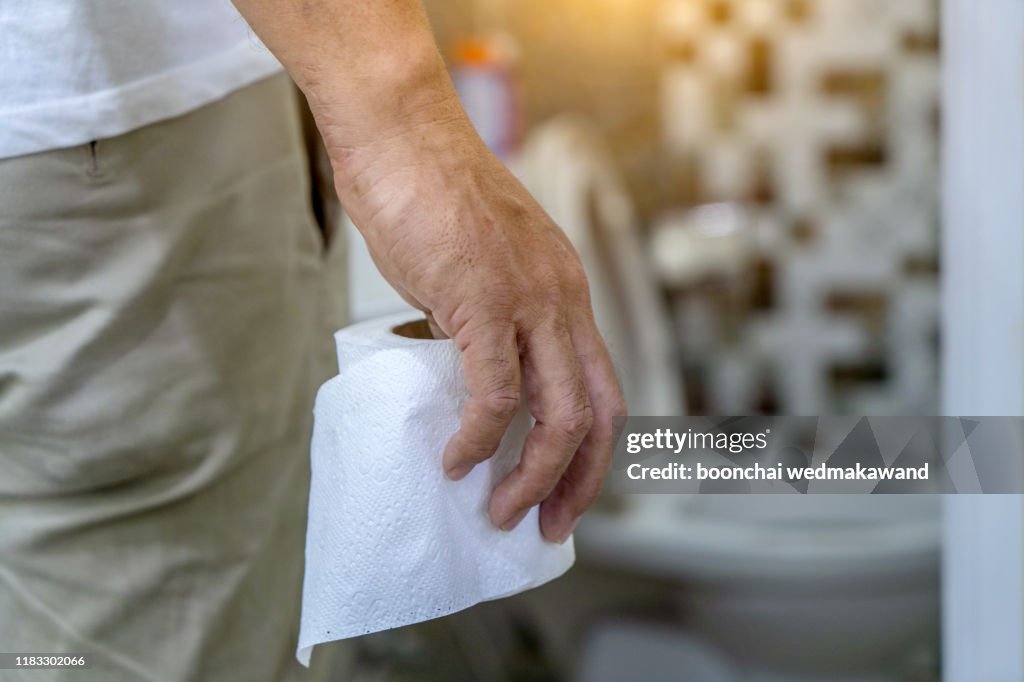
[0,41,285,160]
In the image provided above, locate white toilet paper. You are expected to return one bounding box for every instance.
[297,313,576,665]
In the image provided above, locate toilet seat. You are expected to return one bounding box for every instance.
[518,117,685,416]
[577,495,940,587]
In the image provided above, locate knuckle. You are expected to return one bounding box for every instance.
[481,389,520,421]
[543,284,564,310]
[557,401,594,440]
[532,270,565,310]
[610,394,628,418]
[563,260,590,299]
[481,289,523,317]
[566,262,588,290]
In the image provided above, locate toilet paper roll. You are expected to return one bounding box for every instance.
[297,313,576,665]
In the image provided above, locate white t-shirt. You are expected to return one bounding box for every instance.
[0,1,284,159]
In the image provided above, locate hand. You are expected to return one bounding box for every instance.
[228,0,626,542]
[330,110,627,543]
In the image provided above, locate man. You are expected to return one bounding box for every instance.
[0,1,625,680]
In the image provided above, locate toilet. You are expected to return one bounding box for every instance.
[577,495,941,680]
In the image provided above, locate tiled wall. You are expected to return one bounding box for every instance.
[658,0,940,415]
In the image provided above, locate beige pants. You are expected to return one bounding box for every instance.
[0,74,346,681]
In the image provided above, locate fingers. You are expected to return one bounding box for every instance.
[488,318,593,532]
[540,323,626,543]
[442,323,521,480]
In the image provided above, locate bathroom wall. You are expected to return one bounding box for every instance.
[656,0,941,415]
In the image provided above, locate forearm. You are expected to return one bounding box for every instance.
[230,0,472,182]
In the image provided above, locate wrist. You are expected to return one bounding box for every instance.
[321,88,486,225]
[331,112,488,236]
[301,40,471,169]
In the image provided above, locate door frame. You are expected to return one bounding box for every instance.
[941,1,1024,679]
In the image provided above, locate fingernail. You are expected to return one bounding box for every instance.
[446,465,473,481]
[555,518,579,544]
[499,508,529,531]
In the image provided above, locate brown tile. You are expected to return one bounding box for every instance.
[666,40,698,64]
[824,290,888,332]
[902,31,940,54]
[746,38,774,95]
[786,0,812,23]
[791,216,818,245]
[826,289,887,310]
[749,151,776,204]
[708,0,733,25]
[755,371,781,414]
[821,70,886,101]
[903,254,940,277]
[748,257,776,311]
[829,360,889,388]
[683,363,711,415]
[825,141,888,175]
